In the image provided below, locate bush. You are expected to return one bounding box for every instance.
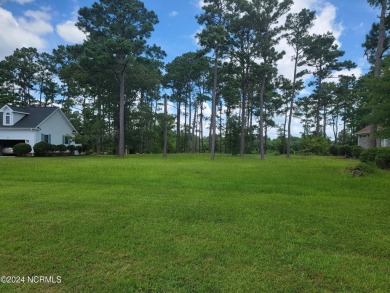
[352,146,364,159]
[360,148,379,163]
[348,162,377,176]
[49,144,58,153]
[67,145,76,155]
[57,144,67,154]
[13,143,32,156]
[300,135,330,155]
[359,148,390,169]
[33,141,51,156]
[339,145,352,158]
[374,149,390,169]
[329,145,339,156]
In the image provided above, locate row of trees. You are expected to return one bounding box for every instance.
[0,0,389,158]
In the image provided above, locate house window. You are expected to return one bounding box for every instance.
[5,113,11,125]
[41,134,51,143]
[63,135,71,145]
[381,138,389,147]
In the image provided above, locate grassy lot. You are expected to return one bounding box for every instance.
[0,154,389,292]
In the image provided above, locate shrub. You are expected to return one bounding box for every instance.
[76,145,83,154]
[339,145,352,158]
[49,144,58,153]
[13,143,32,156]
[67,145,76,155]
[329,145,339,156]
[374,149,390,169]
[352,146,364,159]
[300,135,330,155]
[57,144,67,154]
[359,147,390,169]
[359,148,378,163]
[348,162,377,176]
[33,141,51,156]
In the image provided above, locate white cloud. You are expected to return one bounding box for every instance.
[18,10,53,35]
[169,11,178,17]
[276,0,344,81]
[310,3,343,44]
[10,0,34,4]
[0,7,49,60]
[56,20,86,44]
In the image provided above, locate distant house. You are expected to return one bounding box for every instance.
[356,125,389,149]
[0,105,77,154]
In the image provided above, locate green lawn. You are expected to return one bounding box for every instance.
[0,155,389,292]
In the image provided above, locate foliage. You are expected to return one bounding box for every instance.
[67,145,76,154]
[348,162,377,176]
[352,146,364,158]
[360,148,380,162]
[339,145,353,157]
[76,0,164,156]
[360,147,390,169]
[12,143,32,156]
[57,144,67,153]
[225,115,241,155]
[375,149,390,169]
[0,0,386,158]
[33,141,51,156]
[300,134,330,155]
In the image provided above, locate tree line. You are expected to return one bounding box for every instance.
[0,0,389,158]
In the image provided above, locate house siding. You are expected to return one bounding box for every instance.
[357,136,381,149]
[38,110,74,145]
[0,129,36,146]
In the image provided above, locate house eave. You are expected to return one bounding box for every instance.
[0,127,39,131]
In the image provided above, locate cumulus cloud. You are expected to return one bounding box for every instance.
[56,20,86,44]
[0,7,51,59]
[18,10,53,35]
[276,0,344,81]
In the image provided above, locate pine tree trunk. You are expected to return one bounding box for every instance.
[118,66,125,157]
[259,75,266,160]
[176,100,181,153]
[210,52,218,160]
[287,55,298,158]
[371,0,387,148]
[163,94,168,158]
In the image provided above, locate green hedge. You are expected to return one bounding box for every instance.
[329,145,362,158]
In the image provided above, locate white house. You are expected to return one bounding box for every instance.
[0,105,77,154]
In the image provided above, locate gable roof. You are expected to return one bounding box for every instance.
[0,106,60,129]
[355,125,372,135]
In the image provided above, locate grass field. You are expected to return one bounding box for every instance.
[0,154,389,292]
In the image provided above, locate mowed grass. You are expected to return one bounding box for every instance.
[0,154,389,292]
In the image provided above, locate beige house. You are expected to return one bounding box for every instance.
[356,125,389,149]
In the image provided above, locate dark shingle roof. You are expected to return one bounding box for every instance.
[355,125,372,135]
[0,106,59,128]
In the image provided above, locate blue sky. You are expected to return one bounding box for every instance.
[0,0,378,71]
[0,0,381,137]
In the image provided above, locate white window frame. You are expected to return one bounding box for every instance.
[4,112,11,125]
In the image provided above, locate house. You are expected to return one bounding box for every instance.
[356,125,390,149]
[0,105,77,154]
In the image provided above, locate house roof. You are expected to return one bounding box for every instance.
[356,125,372,135]
[0,106,60,129]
